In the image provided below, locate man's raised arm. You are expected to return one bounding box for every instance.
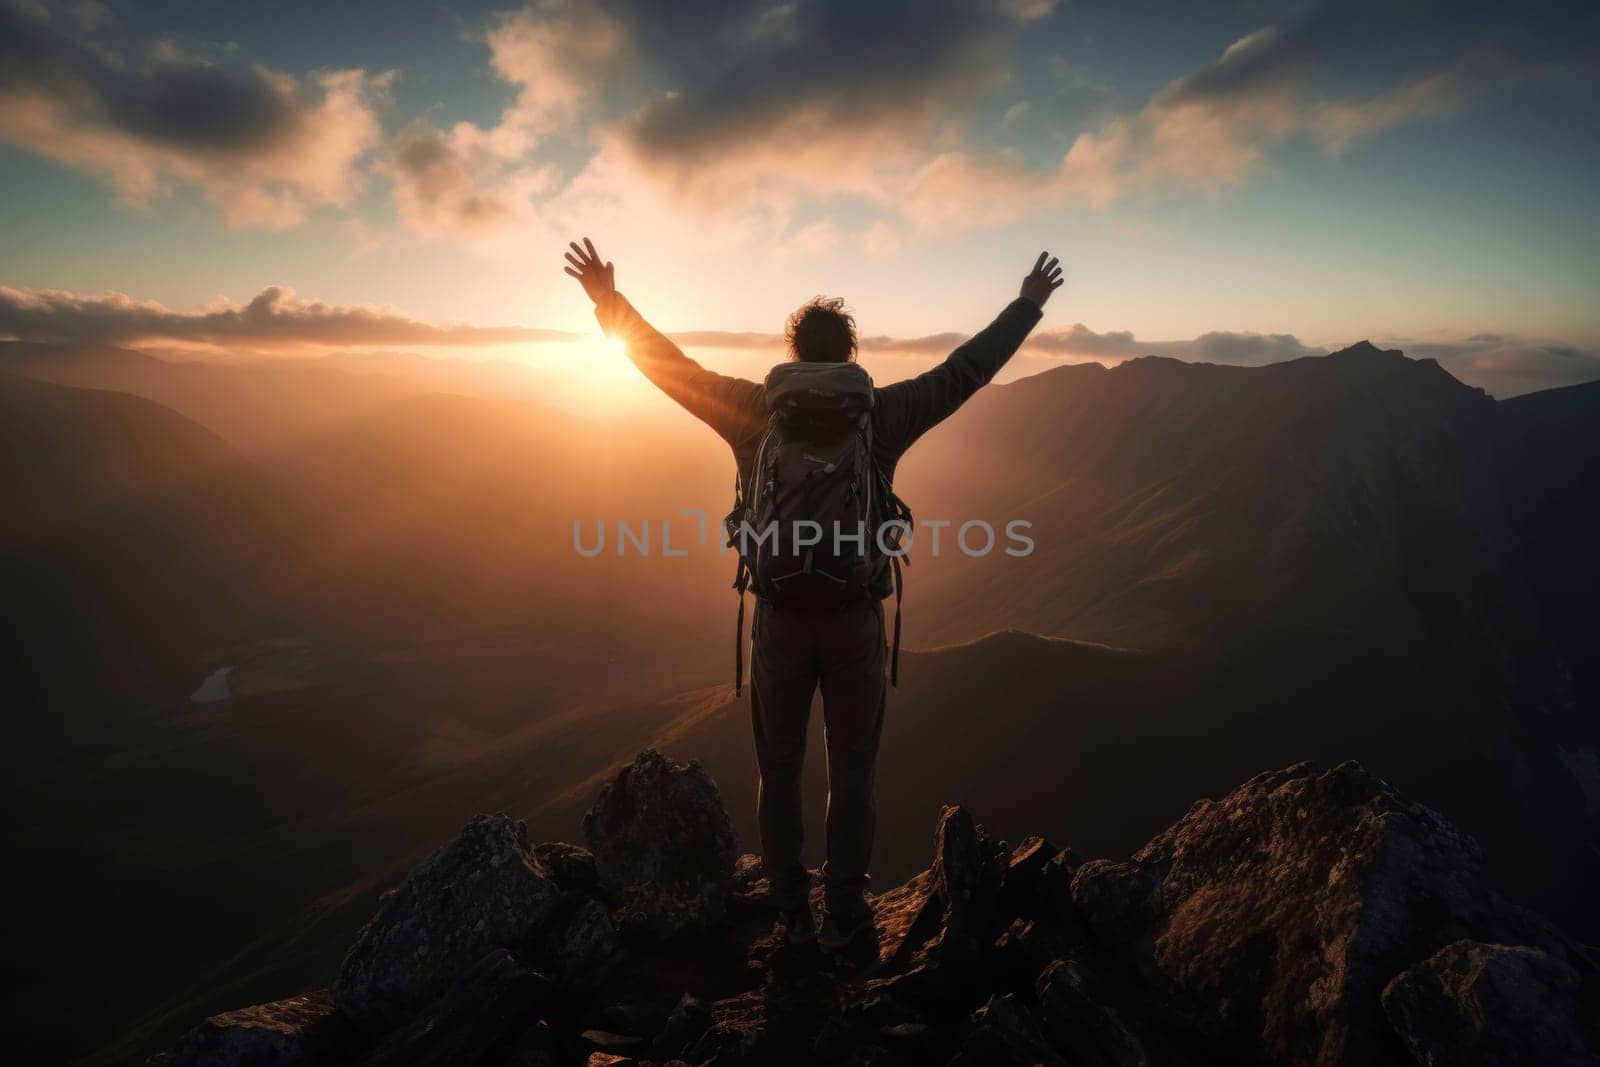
[874,251,1063,454]
[564,237,763,445]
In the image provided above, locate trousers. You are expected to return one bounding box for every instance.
[749,595,888,909]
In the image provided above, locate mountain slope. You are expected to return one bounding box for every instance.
[0,373,297,719]
[899,342,1532,659]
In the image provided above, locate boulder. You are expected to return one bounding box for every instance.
[356,950,553,1066]
[1034,959,1153,1067]
[334,813,560,1032]
[504,1021,561,1067]
[992,917,1078,990]
[1381,940,1599,1066]
[1070,760,1596,1066]
[651,993,712,1060]
[582,750,738,943]
[532,841,601,895]
[923,806,1008,962]
[149,990,350,1066]
[156,755,1600,1067]
[995,835,1059,918]
[951,992,1065,1067]
[536,897,621,992]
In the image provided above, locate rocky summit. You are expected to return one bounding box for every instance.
[153,752,1600,1066]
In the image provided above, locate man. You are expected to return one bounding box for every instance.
[563,238,1061,950]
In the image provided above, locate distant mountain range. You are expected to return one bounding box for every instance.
[0,340,1596,1061]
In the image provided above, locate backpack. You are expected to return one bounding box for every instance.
[724,362,912,694]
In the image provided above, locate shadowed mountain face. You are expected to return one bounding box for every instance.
[902,343,1534,658]
[1,342,1598,1061]
[0,372,300,720]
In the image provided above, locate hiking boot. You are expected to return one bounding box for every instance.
[780,899,818,945]
[818,899,875,952]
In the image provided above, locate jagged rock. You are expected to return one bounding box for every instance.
[1035,959,1153,1067]
[537,897,621,992]
[992,917,1077,990]
[869,869,937,967]
[731,853,766,897]
[505,1021,560,1066]
[875,805,1008,975]
[1070,760,1598,1066]
[579,1028,644,1053]
[355,950,553,1066]
[582,749,738,945]
[334,813,560,1032]
[951,992,1065,1067]
[996,835,1058,918]
[839,1044,899,1066]
[160,755,1600,1067]
[651,992,712,1059]
[923,806,1007,962]
[1037,847,1089,935]
[1381,940,1599,1066]
[149,990,351,1066]
[533,841,601,895]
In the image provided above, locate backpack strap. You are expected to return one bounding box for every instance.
[889,552,903,687]
[733,562,748,696]
[727,467,751,695]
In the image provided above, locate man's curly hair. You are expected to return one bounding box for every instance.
[785,296,857,364]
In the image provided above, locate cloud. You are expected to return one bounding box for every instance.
[0,284,574,348]
[672,0,1587,231]
[0,0,385,228]
[369,0,1592,245]
[385,0,1046,244]
[5,283,1594,398]
[385,0,626,242]
[609,0,1030,214]
[1385,333,1600,397]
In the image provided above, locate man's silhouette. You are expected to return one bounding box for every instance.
[564,238,1060,949]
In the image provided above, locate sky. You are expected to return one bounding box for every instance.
[1,0,1597,398]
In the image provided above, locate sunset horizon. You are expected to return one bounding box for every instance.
[4,0,1598,401]
[5,3,1600,1064]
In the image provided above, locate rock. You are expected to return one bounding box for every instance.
[1382,940,1599,1066]
[732,853,765,894]
[1069,760,1597,1066]
[505,1021,561,1067]
[1037,847,1088,932]
[996,835,1059,918]
[924,806,1007,961]
[991,917,1077,990]
[356,950,554,1066]
[334,813,560,1032]
[579,1028,644,1052]
[533,841,601,895]
[951,993,1065,1067]
[839,1044,899,1066]
[1035,959,1153,1067]
[149,990,351,1066]
[651,992,712,1060]
[158,755,1600,1067]
[537,897,621,992]
[582,750,738,944]
[869,869,939,967]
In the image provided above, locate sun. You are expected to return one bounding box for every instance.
[576,332,631,377]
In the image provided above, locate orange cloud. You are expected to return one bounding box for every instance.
[0,285,574,348]
[0,3,385,228]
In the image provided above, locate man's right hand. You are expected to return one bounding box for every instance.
[1020,251,1063,309]
[563,237,616,304]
